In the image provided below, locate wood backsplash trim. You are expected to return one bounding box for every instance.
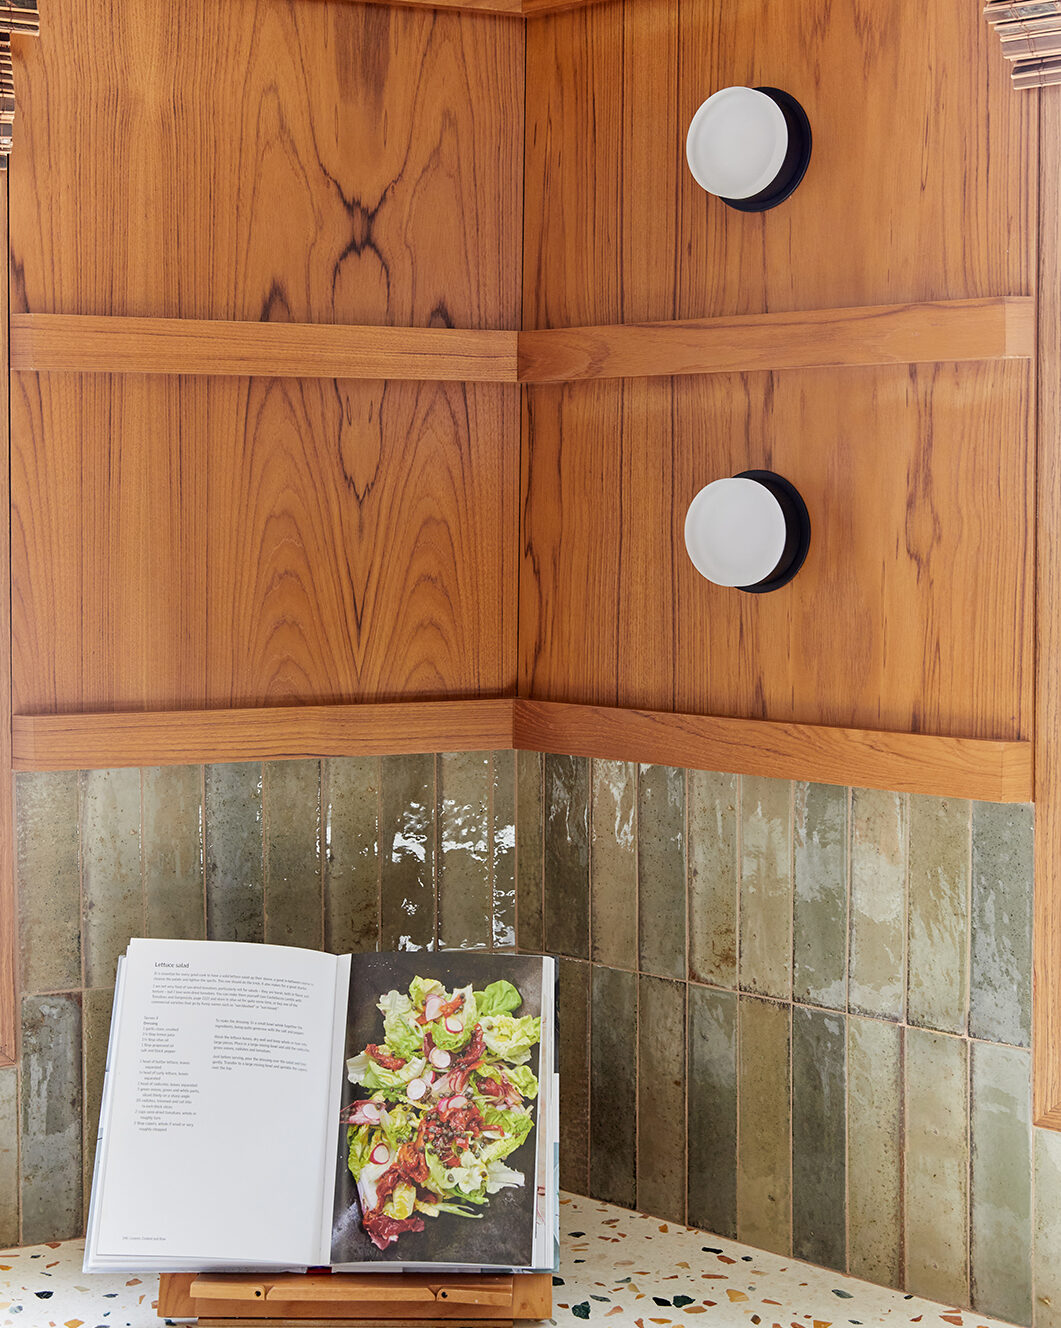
[10,699,1033,804]
[9,297,1033,383]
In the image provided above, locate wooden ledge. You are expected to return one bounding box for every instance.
[9,297,1033,384]
[11,698,1033,803]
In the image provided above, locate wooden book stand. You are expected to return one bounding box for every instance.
[157,1270,552,1327]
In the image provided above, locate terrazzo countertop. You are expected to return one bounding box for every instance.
[0,1193,1019,1328]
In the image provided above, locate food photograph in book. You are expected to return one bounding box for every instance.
[330,952,545,1266]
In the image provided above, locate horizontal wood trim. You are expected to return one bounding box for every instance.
[516,297,1035,382]
[9,299,1032,385]
[512,700,1034,802]
[9,315,521,382]
[11,700,517,769]
[11,698,1033,803]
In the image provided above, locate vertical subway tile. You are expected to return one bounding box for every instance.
[737,995,791,1256]
[81,768,142,989]
[21,994,82,1244]
[591,965,637,1208]
[380,754,436,951]
[544,755,590,959]
[970,802,1033,1047]
[907,794,970,1034]
[637,975,686,1223]
[491,751,517,950]
[82,986,114,1226]
[205,763,264,944]
[849,788,907,1021]
[0,1068,17,1247]
[515,750,545,953]
[970,1041,1032,1325]
[263,760,322,949]
[688,771,738,989]
[904,1027,969,1306]
[793,782,847,1010]
[437,751,492,951]
[739,776,792,1000]
[143,766,205,941]
[323,757,379,955]
[16,770,81,994]
[591,759,638,970]
[558,958,590,1194]
[687,985,737,1239]
[847,1015,903,1288]
[638,765,686,980]
[792,1006,846,1271]
[1035,1127,1061,1328]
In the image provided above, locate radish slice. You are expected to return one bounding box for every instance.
[407,1078,427,1101]
[370,1143,391,1165]
[422,1069,436,1085]
[429,1047,451,1069]
[360,1102,382,1122]
[444,1016,463,1034]
[424,995,445,1022]
[437,1096,453,1112]
[449,1095,469,1109]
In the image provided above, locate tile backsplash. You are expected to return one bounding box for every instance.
[8,750,1061,1328]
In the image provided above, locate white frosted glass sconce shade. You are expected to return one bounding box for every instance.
[684,471,811,593]
[685,86,812,211]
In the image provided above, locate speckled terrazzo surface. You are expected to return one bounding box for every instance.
[0,1193,1021,1328]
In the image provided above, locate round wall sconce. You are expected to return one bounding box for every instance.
[684,470,811,593]
[685,86,812,212]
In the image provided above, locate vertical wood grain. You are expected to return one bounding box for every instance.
[0,177,12,1062]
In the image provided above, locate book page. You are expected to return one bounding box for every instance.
[94,939,343,1267]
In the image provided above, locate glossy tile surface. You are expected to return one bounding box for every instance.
[591,759,637,970]
[687,771,738,989]
[590,964,637,1209]
[637,765,686,981]
[792,781,847,1011]
[492,750,517,950]
[637,976,685,1223]
[379,753,436,951]
[516,750,545,952]
[16,770,80,995]
[558,958,591,1194]
[737,995,791,1256]
[204,762,264,944]
[907,795,969,1034]
[970,801,1034,1047]
[20,994,82,1246]
[544,755,590,960]
[263,759,322,950]
[846,1014,903,1289]
[849,789,906,1021]
[738,777,792,1000]
[686,984,737,1240]
[438,750,493,950]
[142,765,205,941]
[792,1005,846,1271]
[81,768,142,989]
[323,756,380,955]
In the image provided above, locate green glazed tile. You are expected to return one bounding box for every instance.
[970,802,1033,1047]
[21,994,82,1244]
[687,985,737,1239]
[143,766,205,941]
[515,750,544,953]
[792,1005,846,1271]
[544,755,590,960]
[438,751,492,951]
[637,975,686,1223]
[970,1041,1032,1324]
[904,1027,969,1306]
[907,795,970,1035]
[81,768,142,989]
[205,763,264,944]
[380,754,436,952]
[16,770,81,994]
[638,766,686,980]
[590,964,637,1208]
[0,1068,17,1247]
[263,760,322,949]
[491,751,517,950]
[849,788,907,1021]
[793,782,847,1010]
[688,771,738,990]
[82,986,114,1226]
[323,757,379,955]
[558,958,590,1194]
[847,1014,903,1288]
[591,759,637,970]
[737,995,791,1256]
[1035,1126,1061,1328]
[739,776,792,1000]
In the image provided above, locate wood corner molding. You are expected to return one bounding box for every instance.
[0,1,39,169]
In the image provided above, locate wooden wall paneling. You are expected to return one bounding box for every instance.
[1035,85,1061,1130]
[521,363,1033,740]
[0,176,14,1065]
[10,0,522,327]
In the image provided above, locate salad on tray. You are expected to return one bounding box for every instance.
[340,975,542,1251]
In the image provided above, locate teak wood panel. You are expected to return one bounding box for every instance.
[520,362,1034,740]
[0,177,12,1066]
[523,0,1035,329]
[10,0,522,328]
[11,374,518,713]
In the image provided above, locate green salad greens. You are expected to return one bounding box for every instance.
[341,977,541,1251]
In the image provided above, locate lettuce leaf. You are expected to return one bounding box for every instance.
[507,1065,539,1099]
[410,976,444,1007]
[475,980,522,1017]
[347,1052,427,1094]
[479,1014,541,1064]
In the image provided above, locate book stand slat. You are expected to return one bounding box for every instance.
[156,1271,552,1327]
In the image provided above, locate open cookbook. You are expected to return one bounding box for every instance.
[84,940,558,1274]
